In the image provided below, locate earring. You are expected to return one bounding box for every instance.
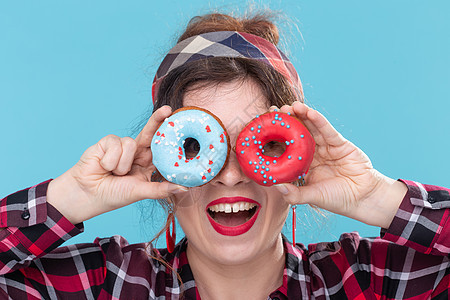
[292,205,297,245]
[166,213,176,253]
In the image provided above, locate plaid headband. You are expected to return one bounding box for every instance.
[152,31,303,103]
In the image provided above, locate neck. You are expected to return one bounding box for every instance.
[186,235,285,300]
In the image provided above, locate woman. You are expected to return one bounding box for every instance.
[1,12,449,300]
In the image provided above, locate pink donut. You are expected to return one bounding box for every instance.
[235,111,315,186]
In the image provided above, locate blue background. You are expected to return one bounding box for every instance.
[1,1,449,248]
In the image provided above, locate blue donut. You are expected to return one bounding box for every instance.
[151,107,229,187]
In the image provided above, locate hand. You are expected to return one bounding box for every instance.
[273,102,407,228]
[47,106,187,224]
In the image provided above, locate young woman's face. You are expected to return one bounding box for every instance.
[174,79,290,265]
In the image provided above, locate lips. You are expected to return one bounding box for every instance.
[206,197,261,236]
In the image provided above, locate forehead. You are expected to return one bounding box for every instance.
[183,80,269,136]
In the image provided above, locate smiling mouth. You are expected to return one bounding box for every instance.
[206,197,261,236]
[207,202,258,227]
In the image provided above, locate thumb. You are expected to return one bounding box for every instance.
[129,181,188,203]
[274,183,324,206]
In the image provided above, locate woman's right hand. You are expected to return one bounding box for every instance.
[46,105,187,224]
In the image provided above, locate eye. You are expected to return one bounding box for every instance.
[183,138,200,159]
[262,141,286,158]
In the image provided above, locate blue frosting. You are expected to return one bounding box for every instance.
[151,109,228,187]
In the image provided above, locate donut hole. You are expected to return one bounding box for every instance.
[183,137,201,159]
[262,141,286,158]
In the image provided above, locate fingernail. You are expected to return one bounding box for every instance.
[274,184,289,195]
[169,185,188,194]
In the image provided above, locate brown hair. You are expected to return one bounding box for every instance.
[152,12,301,114]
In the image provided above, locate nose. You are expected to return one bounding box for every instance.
[211,146,250,187]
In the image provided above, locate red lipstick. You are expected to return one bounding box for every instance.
[206,197,261,236]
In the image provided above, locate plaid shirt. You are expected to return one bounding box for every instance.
[1,180,449,299]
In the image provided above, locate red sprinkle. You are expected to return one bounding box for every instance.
[156,131,160,136]
[168,121,175,127]
[209,144,214,149]
[202,175,206,180]
[205,125,211,132]
[174,162,179,167]
[209,160,213,165]
[178,155,182,160]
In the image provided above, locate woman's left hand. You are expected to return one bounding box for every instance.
[273,102,407,229]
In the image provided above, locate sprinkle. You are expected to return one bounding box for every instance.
[288,155,292,159]
[256,115,259,118]
[274,108,278,112]
[275,114,279,118]
[259,161,263,165]
[260,170,265,174]
[287,125,290,129]
[269,176,273,180]
[290,140,294,143]
[254,170,258,173]
[259,145,263,149]
[245,137,249,141]
[254,140,258,144]
[252,136,256,139]
[251,127,254,131]
[258,141,261,144]
[263,174,267,178]
[258,156,262,159]
[279,117,282,121]
[300,134,304,138]
[266,168,270,171]
[257,130,261,133]
[273,160,277,164]
[241,150,245,154]
[287,112,291,115]
[298,156,302,160]
[272,120,276,124]
[263,181,267,184]
[258,125,262,129]
[246,143,250,146]
[286,141,290,146]
[281,122,285,126]
[256,152,260,155]
[249,161,253,165]
[273,180,277,183]
[266,161,270,165]
[241,142,246,146]
[256,166,260,169]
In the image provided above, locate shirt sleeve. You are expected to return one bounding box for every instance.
[381,179,450,256]
[0,180,84,274]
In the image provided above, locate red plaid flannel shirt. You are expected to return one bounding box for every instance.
[1,179,449,299]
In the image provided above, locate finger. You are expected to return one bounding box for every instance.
[99,135,123,172]
[279,105,294,115]
[113,137,138,175]
[269,105,279,112]
[135,105,173,148]
[292,102,345,147]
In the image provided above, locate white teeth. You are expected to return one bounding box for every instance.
[208,202,257,214]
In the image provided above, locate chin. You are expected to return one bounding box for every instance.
[201,232,265,265]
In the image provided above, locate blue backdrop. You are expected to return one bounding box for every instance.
[1,1,449,248]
